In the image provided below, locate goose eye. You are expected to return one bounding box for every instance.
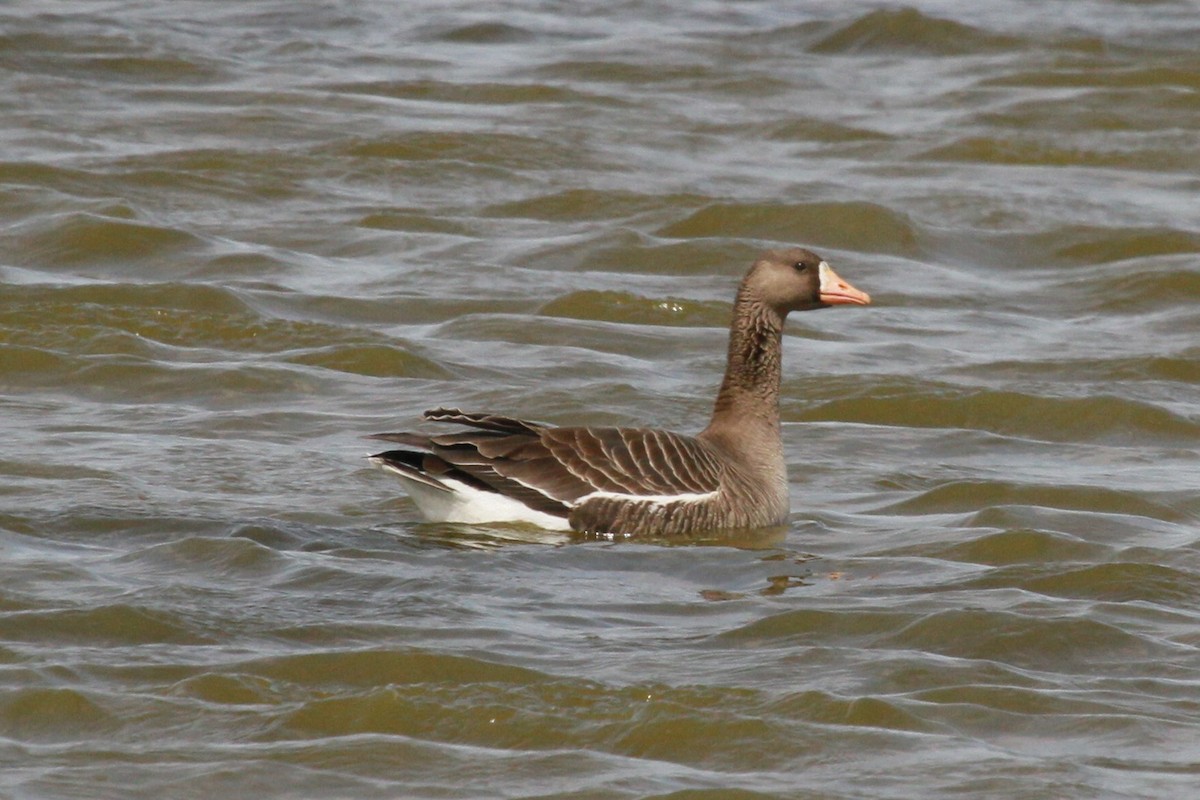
[794,261,809,272]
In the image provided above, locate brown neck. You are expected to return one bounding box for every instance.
[703,284,785,442]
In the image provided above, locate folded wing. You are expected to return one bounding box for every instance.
[369,408,726,529]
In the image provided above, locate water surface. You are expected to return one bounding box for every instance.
[2,1,1199,798]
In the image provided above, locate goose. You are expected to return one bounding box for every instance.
[368,247,870,536]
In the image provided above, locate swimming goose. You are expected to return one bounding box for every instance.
[369,247,870,536]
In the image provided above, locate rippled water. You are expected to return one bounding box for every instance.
[2,1,1199,798]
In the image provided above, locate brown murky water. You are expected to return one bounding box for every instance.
[2,2,1198,798]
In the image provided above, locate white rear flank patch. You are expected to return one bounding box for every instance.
[374,462,572,531]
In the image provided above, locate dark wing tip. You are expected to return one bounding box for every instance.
[365,432,429,447]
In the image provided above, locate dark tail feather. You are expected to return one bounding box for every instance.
[367,449,452,492]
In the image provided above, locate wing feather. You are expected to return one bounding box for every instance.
[424,407,547,436]
[544,426,722,498]
[372,410,727,529]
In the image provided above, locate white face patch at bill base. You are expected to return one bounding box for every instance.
[816,260,871,306]
[818,261,833,287]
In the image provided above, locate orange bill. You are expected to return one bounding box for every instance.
[818,262,871,305]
